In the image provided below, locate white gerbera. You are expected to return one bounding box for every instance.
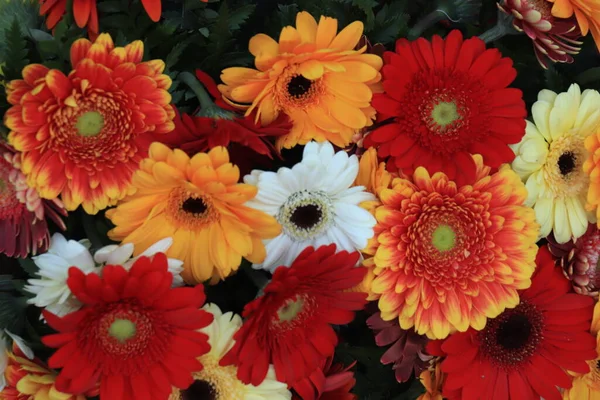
[511,84,600,243]
[244,141,376,272]
[169,303,291,400]
[25,234,185,318]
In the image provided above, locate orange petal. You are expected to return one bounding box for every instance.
[141,0,161,21]
[72,0,91,28]
[45,69,72,99]
[329,20,364,51]
[22,64,50,86]
[315,16,338,49]
[124,41,144,63]
[295,11,318,43]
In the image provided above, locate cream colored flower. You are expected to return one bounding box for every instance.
[511,84,600,243]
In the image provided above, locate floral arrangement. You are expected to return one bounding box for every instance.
[4,0,600,399]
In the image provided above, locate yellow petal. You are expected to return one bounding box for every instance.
[279,26,301,53]
[208,146,230,168]
[248,33,279,58]
[329,21,364,51]
[551,0,574,18]
[258,95,278,126]
[295,11,318,43]
[245,235,267,263]
[298,59,324,80]
[149,142,171,161]
[325,95,367,129]
[315,16,338,49]
[337,61,379,82]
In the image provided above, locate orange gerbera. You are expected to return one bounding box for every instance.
[584,128,600,221]
[218,11,382,150]
[369,155,539,339]
[548,0,600,50]
[5,33,175,215]
[106,142,281,284]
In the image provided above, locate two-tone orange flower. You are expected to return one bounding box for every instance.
[219,11,382,150]
[369,155,539,339]
[5,33,175,214]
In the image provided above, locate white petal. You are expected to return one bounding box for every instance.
[538,89,557,103]
[574,89,600,130]
[325,225,354,252]
[243,169,264,186]
[256,235,290,271]
[548,85,580,141]
[48,233,69,255]
[336,186,376,204]
[139,238,173,258]
[93,245,120,263]
[531,101,553,142]
[534,197,554,239]
[553,198,571,243]
[106,243,135,265]
[567,197,589,240]
[324,153,359,195]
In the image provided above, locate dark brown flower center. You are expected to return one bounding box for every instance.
[478,301,544,369]
[527,0,552,18]
[290,204,322,230]
[181,380,217,400]
[287,75,312,98]
[182,198,208,215]
[558,151,577,176]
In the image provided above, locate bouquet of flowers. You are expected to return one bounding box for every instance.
[3,0,600,399]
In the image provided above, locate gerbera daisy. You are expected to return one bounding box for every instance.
[563,301,600,399]
[547,0,600,50]
[41,253,213,399]
[244,141,376,272]
[583,107,600,222]
[0,330,33,392]
[417,363,444,400]
[218,11,382,150]
[369,154,539,340]
[498,0,582,69]
[511,84,600,243]
[367,312,431,383]
[437,246,597,400]
[168,303,291,400]
[547,223,600,296]
[220,244,368,387]
[106,142,281,284]
[364,30,526,185]
[1,341,95,400]
[0,142,66,258]
[5,33,175,215]
[292,356,357,400]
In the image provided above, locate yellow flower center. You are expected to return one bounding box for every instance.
[108,319,136,343]
[170,355,246,400]
[277,295,305,322]
[431,224,456,252]
[76,111,105,137]
[543,132,588,198]
[430,102,461,131]
[166,188,219,230]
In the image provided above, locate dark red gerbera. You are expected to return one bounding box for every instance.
[0,142,66,258]
[435,247,596,400]
[41,253,213,400]
[292,356,357,400]
[364,29,526,185]
[220,244,368,387]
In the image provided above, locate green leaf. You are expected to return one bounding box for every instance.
[0,292,26,335]
[96,0,122,13]
[576,67,600,85]
[228,4,256,30]
[1,17,30,81]
[17,258,38,277]
[166,40,191,69]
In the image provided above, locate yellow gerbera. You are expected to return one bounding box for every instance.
[106,143,281,284]
[548,0,600,50]
[218,11,382,150]
[563,301,600,399]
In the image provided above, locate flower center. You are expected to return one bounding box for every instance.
[108,318,137,343]
[287,75,312,98]
[557,151,576,176]
[431,224,456,252]
[277,190,333,241]
[526,0,552,18]
[277,295,305,322]
[544,133,588,198]
[478,301,544,369]
[75,111,105,137]
[430,102,461,132]
[167,188,219,230]
[181,380,217,400]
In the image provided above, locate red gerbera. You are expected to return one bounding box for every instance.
[220,244,368,387]
[0,142,66,258]
[364,29,526,185]
[41,253,213,400]
[292,356,358,400]
[435,247,596,400]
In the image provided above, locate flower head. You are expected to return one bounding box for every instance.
[5,33,175,214]
[499,0,582,69]
[512,84,600,243]
[244,141,376,272]
[169,303,291,400]
[547,0,600,51]
[219,11,382,150]
[437,247,597,400]
[106,142,281,284]
[220,244,367,387]
[0,142,66,258]
[364,30,526,185]
[292,356,357,400]
[367,312,431,383]
[369,155,539,339]
[41,253,213,400]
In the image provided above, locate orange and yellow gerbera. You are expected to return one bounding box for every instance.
[368,155,539,339]
[106,142,281,284]
[0,343,94,400]
[548,0,600,50]
[5,33,175,215]
[218,11,382,150]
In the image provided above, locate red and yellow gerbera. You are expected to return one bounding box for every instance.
[369,155,539,339]
[364,30,526,185]
[5,33,175,215]
[218,11,382,150]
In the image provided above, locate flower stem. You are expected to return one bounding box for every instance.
[479,11,519,44]
[408,11,445,40]
[179,71,215,110]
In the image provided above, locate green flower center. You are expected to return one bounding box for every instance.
[431,101,461,130]
[0,178,6,193]
[277,295,305,322]
[76,111,104,137]
[108,318,136,343]
[432,224,456,252]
